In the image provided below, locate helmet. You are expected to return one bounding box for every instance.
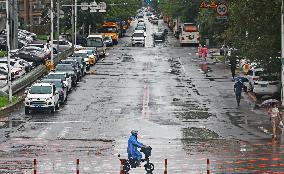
[131,130,138,135]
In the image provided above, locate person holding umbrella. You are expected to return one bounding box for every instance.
[268,103,280,139]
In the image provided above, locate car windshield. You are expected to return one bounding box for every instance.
[87,38,103,47]
[101,27,117,33]
[47,74,65,81]
[133,33,144,37]
[56,64,74,71]
[74,53,88,58]
[29,86,52,94]
[43,81,62,89]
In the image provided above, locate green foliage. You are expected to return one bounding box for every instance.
[0,96,17,108]
[0,51,7,57]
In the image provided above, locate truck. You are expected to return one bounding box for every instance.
[101,22,119,45]
[179,23,200,47]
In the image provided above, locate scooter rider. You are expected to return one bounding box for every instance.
[127,130,144,165]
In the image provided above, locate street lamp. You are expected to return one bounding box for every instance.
[62,1,107,47]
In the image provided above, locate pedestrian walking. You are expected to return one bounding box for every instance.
[234,79,244,107]
[268,103,281,139]
[230,57,237,80]
[198,44,202,58]
[202,45,208,61]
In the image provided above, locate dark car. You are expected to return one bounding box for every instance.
[67,56,86,76]
[153,32,165,42]
[11,51,45,66]
[55,64,77,87]
[60,60,81,81]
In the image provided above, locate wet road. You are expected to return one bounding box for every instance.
[1,19,284,174]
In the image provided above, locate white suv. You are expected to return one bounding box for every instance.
[25,83,60,114]
[132,30,146,47]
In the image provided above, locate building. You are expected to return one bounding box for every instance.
[18,0,48,26]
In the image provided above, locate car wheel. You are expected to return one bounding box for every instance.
[55,102,60,109]
[50,106,56,114]
[25,107,30,115]
[249,83,253,92]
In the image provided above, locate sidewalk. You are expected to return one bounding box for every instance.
[203,55,283,139]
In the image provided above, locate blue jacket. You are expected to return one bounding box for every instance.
[127,135,143,160]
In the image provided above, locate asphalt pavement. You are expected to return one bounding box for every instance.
[0,18,284,174]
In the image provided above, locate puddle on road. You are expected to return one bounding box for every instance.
[182,127,220,140]
[176,111,212,120]
[121,53,134,62]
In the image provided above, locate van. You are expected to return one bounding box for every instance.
[86,34,106,58]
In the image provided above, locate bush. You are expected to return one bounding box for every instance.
[0,51,7,57]
[0,96,17,108]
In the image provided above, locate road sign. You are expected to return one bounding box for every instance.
[98,2,106,10]
[216,4,228,16]
[90,1,98,11]
[81,2,89,10]
[59,10,64,18]
[216,4,228,20]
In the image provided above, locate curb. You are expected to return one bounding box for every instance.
[0,96,24,118]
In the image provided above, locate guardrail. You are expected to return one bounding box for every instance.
[0,48,73,96]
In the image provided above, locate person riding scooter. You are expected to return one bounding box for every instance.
[127,130,144,165]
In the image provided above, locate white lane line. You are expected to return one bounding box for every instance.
[57,127,71,139]
[38,127,51,139]
[29,121,90,124]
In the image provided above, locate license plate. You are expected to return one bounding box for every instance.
[260,84,267,87]
[35,105,42,108]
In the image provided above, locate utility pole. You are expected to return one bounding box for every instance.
[75,0,77,47]
[6,0,12,102]
[57,0,60,54]
[51,0,54,66]
[71,4,74,50]
[281,0,284,105]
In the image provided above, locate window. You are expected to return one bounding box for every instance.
[87,38,103,47]
[29,86,52,94]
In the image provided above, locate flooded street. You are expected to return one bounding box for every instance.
[0,19,284,174]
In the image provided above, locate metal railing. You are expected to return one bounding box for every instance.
[0,48,73,95]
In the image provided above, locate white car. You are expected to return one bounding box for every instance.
[131,30,146,47]
[0,63,25,79]
[46,72,72,92]
[24,82,60,114]
[247,68,263,91]
[253,75,280,97]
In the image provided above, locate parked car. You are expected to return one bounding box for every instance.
[60,60,82,81]
[46,72,72,92]
[253,75,280,97]
[247,68,263,91]
[135,25,146,32]
[55,64,78,87]
[67,56,86,76]
[0,63,24,79]
[104,35,114,47]
[11,51,45,65]
[41,79,67,103]
[51,40,72,52]
[24,82,60,114]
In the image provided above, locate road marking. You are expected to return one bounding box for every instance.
[57,127,71,139]
[142,84,150,118]
[38,127,51,139]
[29,121,90,124]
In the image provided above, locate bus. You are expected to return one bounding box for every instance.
[179,23,200,47]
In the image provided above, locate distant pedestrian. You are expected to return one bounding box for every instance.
[268,103,281,139]
[230,58,237,80]
[198,44,202,58]
[202,45,208,61]
[234,79,244,107]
